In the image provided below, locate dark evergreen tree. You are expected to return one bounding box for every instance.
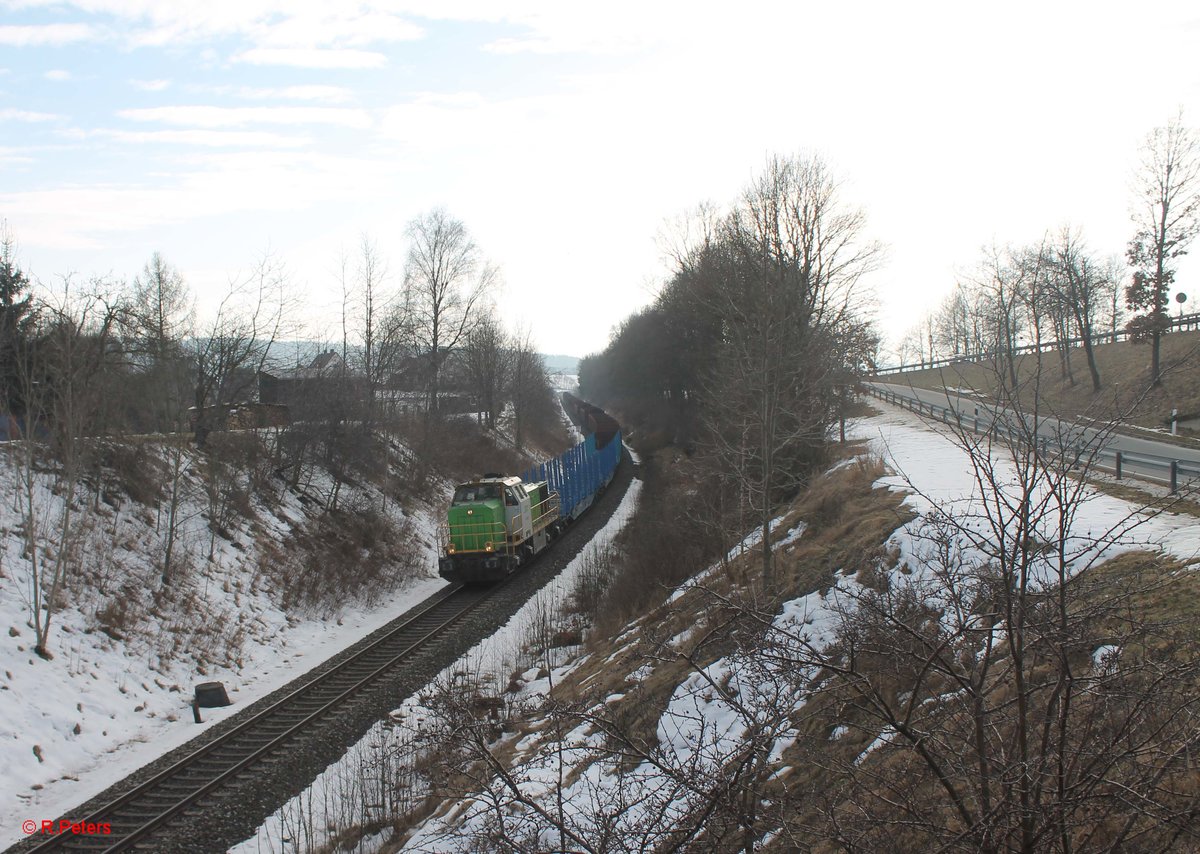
[1,224,35,415]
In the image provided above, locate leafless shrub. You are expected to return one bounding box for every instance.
[401,413,533,489]
[568,543,619,619]
[260,497,420,615]
[94,441,165,506]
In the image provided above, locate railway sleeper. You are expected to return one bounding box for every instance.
[231,732,294,747]
[59,840,113,852]
[139,783,206,799]
[126,791,190,805]
[229,726,298,741]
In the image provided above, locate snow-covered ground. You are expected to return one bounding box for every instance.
[28,395,1198,852]
[233,453,642,853]
[394,403,1200,850]
[857,402,1200,563]
[0,442,448,850]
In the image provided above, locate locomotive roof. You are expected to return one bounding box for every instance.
[464,475,522,487]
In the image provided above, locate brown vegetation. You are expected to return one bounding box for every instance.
[259,498,420,614]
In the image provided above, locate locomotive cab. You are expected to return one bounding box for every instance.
[440,475,554,583]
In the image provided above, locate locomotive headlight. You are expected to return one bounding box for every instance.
[447,544,455,554]
[485,542,493,552]
[467,509,473,516]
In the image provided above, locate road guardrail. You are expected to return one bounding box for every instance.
[865,385,1200,493]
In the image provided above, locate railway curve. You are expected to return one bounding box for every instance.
[6,445,636,854]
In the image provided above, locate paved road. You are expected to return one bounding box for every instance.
[868,381,1200,488]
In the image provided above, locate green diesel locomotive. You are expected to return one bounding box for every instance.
[438,475,561,582]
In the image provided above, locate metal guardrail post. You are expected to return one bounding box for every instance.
[1115,451,1122,479]
[1171,460,1179,494]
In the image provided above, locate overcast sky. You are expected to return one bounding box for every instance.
[2,1,1199,358]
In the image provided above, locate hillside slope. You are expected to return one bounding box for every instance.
[0,411,570,850]
[889,329,1200,439]
[374,405,1200,852]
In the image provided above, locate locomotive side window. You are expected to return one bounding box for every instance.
[504,487,519,506]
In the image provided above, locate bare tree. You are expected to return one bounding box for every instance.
[464,310,511,430]
[16,280,124,658]
[190,254,289,445]
[933,284,974,359]
[1047,226,1108,392]
[703,153,881,589]
[122,252,195,434]
[508,327,553,451]
[351,234,403,428]
[1126,111,1200,386]
[402,209,494,413]
[969,244,1034,391]
[1102,254,1126,340]
[128,253,193,365]
[800,367,1200,852]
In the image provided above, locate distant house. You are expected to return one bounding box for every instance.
[306,350,343,376]
[259,350,351,406]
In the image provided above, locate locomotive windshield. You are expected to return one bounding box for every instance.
[452,484,501,504]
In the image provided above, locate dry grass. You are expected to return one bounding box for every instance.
[891,329,1200,437]
[399,414,536,489]
[370,407,1200,850]
[258,499,421,614]
[541,448,914,787]
[1072,471,1200,519]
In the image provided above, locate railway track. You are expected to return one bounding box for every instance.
[22,582,495,853]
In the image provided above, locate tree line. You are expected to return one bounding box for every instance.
[0,209,556,450]
[580,152,881,587]
[898,113,1200,391]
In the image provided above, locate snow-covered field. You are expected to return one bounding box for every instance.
[0,442,448,850]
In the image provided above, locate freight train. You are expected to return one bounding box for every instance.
[438,393,622,583]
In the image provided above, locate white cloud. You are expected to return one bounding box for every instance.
[99,4,424,51]
[0,148,35,166]
[233,48,387,69]
[254,8,423,48]
[0,108,61,122]
[0,23,95,47]
[95,128,311,148]
[44,69,72,81]
[130,78,171,92]
[118,105,372,129]
[219,85,354,104]
[0,148,396,250]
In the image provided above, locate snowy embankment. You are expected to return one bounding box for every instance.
[0,441,447,851]
[232,449,642,853]
[392,403,1200,851]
